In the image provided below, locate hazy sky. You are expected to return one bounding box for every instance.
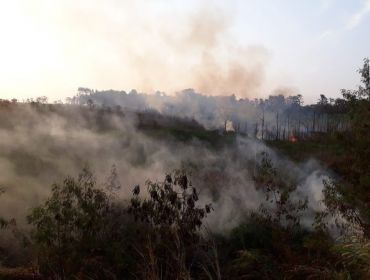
[0,0,369,103]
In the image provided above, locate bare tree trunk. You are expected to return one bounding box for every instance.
[275,112,279,140]
[254,122,258,138]
[261,108,265,140]
[326,114,329,133]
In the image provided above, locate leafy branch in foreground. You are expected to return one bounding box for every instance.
[27,167,122,279]
[334,236,370,273]
[26,168,215,280]
[254,152,308,228]
[129,170,212,232]
[128,170,213,280]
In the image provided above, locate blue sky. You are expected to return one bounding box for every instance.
[0,0,369,103]
[231,0,370,102]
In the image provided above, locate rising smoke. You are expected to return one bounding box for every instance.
[7,1,269,99]
[0,102,329,234]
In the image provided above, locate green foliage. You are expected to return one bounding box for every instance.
[217,213,347,279]
[320,179,363,233]
[129,170,212,233]
[15,160,370,279]
[128,170,213,280]
[142,126,236,149]
[26,169,215,279]
[27,167,126,279]
[334,237,370,274]
[254,152,308,228]
[214,152,367,279]
[328,58,370,236]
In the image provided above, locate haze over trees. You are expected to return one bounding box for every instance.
[0,59,369,279]
[71,84,350,141]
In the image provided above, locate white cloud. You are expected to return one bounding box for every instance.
[347,0,370,29]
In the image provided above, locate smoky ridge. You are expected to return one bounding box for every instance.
[0,74,365,278]
[0,91,343,232]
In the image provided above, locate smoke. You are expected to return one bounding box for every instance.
[73,86,312,138]
[192,46,268,97]
[119,4,269,98]
[0,1,269,99]
[0,103,329,234]
[167,8,269,97]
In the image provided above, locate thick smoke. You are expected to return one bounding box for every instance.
[179,8,268,97]
[0,102,329,233]
[73,87,319,138]
[123,5,269,97]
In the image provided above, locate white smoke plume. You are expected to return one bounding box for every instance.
[0,103,329,233]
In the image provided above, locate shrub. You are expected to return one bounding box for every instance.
[128,170,212,280]
[27,168,125,279]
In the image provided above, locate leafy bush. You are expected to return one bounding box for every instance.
[27,168,127,279]
[254,152,308,228]
[26,169,214,279]
[128,170,213,280]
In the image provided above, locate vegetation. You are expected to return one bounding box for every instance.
[12,153,368,279]
[25,169,214,279]
[1,59,370,278]
[27,168,124,278]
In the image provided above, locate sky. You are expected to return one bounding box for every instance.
[0,0,369,104]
